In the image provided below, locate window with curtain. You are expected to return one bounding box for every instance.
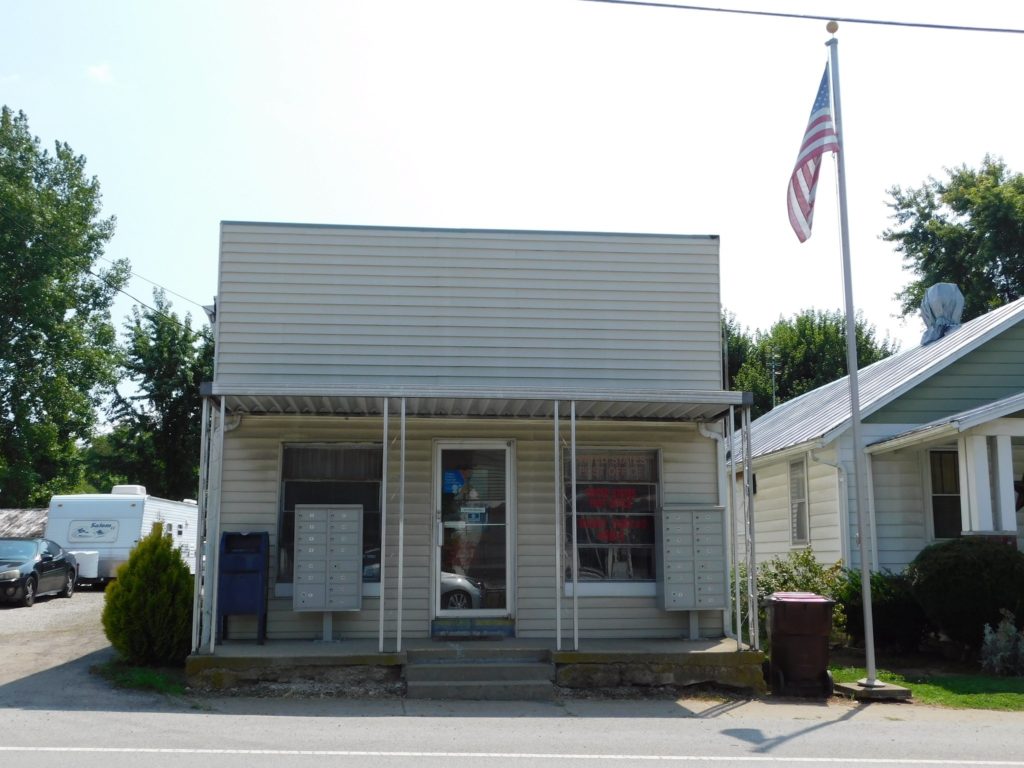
[790,458,809,545]
[563,450,659,582]
[278,444,382,583]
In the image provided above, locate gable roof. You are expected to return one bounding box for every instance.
[740,295,1024,462]
[866,391,1024,454]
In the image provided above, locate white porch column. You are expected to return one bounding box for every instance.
[993,434,1018,533]
[960,435,994,531]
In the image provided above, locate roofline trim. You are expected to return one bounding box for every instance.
[858,303,1024,422]
[220,220,720,241]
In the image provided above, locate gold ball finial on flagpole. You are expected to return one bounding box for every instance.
[826,20,839,34]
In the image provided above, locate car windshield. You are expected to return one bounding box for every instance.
[0,539,37,561]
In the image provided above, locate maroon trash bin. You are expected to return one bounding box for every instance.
[766,591,835,697]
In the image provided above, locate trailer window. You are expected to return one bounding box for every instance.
[278,444,382,584]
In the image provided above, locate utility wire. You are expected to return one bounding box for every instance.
[0,208,207,332]
[87,269,203,335]
[581,0,1024,35]
[96,253,207,311]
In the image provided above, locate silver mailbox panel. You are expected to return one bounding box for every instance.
[656,505,726,611]
[293,504,364,612]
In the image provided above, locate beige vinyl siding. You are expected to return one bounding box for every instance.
[870,450,928,571]
[215,224,723,392]
[868,324,1024,424]
[217,416,724,641]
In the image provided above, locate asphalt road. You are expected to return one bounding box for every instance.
[2,590,1023,767]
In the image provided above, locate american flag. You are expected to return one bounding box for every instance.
[787,65,840,242]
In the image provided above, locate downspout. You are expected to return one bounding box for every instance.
[698,420,736,643]
[810,448,850,567]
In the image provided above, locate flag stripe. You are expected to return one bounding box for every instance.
[787,66,839,242]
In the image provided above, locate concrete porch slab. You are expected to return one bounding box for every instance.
[186,637,766,696]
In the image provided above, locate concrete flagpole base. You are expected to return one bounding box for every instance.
[834,679,912,701]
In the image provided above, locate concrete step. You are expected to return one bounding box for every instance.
[407,645,550,664]
[405,660,554,683]
[406,679,555,701]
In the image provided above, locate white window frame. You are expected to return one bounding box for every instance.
[925,447,962,541]
[789,457,810,546]
[562,446,662,598]
[273,442,383,599]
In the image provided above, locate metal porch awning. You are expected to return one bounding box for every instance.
[194,384,757,657]
[202,384,750,422]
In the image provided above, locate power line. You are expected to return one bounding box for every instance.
[580,0,1024,35]
[87,269,203,335]
[96,254,207,311]
[0,209,208,333]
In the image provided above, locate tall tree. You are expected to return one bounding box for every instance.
[884,156,1024,321]
[0,107,128,506]
[101,290,213,500]
[722,311,753,390]
[734,309,898,418]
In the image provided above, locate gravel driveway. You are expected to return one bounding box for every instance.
[0,588,138,709]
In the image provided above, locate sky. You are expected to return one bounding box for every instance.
[4,0,1024,352]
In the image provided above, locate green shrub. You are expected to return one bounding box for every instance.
[102,522,194,666]
[907,537,1024,652]
[981,610,1024,676]
[839,568,930,652]
[736,548,847,646]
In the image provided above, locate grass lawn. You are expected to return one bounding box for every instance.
[830,664,1024,711]
[92,660,188,695]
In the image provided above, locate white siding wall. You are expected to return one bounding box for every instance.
[743,451,841,567]
[215,224,723,392]
[869,450,928,571]
[217,415,724,641]
[807,453,842,563]
[1015,440,1024,551]
[747,460,789,561]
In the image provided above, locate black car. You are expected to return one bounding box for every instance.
[0,538,77,607]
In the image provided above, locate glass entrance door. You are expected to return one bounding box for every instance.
[436,445,509,614]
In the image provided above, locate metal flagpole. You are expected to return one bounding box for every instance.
[827,25,880,688]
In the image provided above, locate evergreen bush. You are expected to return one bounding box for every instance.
[102,522,194,666]
[907,537,1024,652]
[839,568,929,652]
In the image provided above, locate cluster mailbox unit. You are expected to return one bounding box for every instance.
[293,505,364,613]
[656,505,727,611]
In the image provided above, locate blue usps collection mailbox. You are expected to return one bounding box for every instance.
[217,531,269,644]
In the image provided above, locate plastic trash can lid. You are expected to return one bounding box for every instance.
[767,591,833,602]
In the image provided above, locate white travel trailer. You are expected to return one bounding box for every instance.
[46,485,199,584]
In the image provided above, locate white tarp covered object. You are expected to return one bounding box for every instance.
[920,283,965,345]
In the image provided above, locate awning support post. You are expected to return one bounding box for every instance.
[379,398,389,653]
[570,400,579,651]
[397,397,407,652]
[553,400,562,651]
